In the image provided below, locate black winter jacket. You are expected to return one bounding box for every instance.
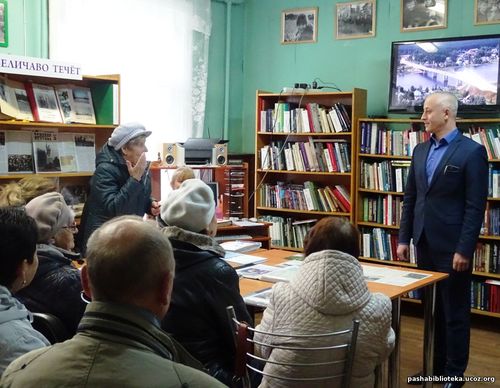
[16,244,85,336]
[160,226,253,386]
[77,144,152,254]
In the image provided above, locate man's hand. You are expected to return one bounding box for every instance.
[397,244,409,261]
[150,200,160,217]
[126,152,147,181]
[453,252,469,272]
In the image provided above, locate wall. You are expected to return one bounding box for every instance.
[209,0,499,154]
[0,0,47,57]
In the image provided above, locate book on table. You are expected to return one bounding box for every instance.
[243,287,273,308]
[220,240,262,253]
[223,251,267,268]
[237,261,302,282]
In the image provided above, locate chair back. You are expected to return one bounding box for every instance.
[31,312,70,344]
[227,306,360,388]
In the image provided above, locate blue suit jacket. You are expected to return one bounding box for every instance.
[399,131,488,259]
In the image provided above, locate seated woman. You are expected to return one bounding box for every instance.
[170,166,195,190]
[0,176,57,207]
[16,192,86,335]
[0,207,49,374]
[159,178,252,386]
[255,217,395,388]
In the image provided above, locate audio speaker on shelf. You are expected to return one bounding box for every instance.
[162,143,185,166]
[212,143,228,166]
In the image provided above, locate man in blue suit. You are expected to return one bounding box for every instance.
[397,92,488,388]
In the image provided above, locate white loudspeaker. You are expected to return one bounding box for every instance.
[162,143,185,166]
[212,143,228,166]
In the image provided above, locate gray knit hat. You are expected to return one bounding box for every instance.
[25,192,75,243]
[108,122,152,151]
[160,179,215,233]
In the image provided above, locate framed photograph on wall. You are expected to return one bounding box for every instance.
[474,0,500,25]
[401,0,447,32]
[281,7,318,44]
[336,0,376,40]
[0,0,8,47]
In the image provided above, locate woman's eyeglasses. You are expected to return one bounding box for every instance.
[63,224,78,232]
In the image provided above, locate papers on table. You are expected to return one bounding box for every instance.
[232,220,264,227]
[223,251,267,267]
[362,265,431,286]
[237,260,303,282]
[220,240,262,253]
[244,287,273,308]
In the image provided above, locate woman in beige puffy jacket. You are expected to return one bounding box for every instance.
[254,217,395,388]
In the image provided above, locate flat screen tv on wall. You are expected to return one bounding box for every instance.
[388,34,500,114]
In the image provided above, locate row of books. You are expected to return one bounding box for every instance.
[361,194,403,226]
[0,76,96,124]
[482,205,499,236]
[258,182,351,213]
[0,130,96,174]
[360,122,430,156]
[360,159,411,193]
[360,227,416,263]
[473,242,500,274]
[257,215,317,250]
[488,164,500,198]
[464,127,500,160]
[471,279,500,313]
[260,139,351,173]
[259,102,351,133]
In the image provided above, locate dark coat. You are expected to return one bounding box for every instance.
[16,244,85,335]
[77,144,152,254]
[161,226,253,386]
[399,132,489,259]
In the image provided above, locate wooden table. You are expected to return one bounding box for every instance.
[238,249,448,388]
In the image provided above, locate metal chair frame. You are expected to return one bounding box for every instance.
[227,305,360,388]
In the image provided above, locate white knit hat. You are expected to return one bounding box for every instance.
[160,179,215,233]
[108,122,152,151]
[25,192,75,243]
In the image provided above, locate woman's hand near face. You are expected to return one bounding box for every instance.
[126,152,147,181]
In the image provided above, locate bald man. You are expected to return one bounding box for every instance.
[1,216,225,388]
[397,92,488,387]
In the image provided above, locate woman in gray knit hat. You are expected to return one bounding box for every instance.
[78,122,160,254]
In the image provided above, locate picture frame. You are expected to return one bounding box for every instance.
[336,0,376,40]
[474,0,500,25]
[0,0,8,47]
[401,0,447,32]
[281,7,318,44]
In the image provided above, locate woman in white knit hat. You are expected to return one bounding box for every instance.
[78,122,160,254]
[16,192,86,336]
[159,178,252,386]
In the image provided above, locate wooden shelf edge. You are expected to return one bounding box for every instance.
[357,221,400,229]
[256,169,351,176]
[400,298,500,318]
[358,188,405,195]
[0,172,94,179]
[257,207,350,216]
[257,132,352,136]
[358,153,412,160]
[359,256,416,268]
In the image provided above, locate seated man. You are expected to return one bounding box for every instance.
[1,216,225,388]
[255,217,395,388]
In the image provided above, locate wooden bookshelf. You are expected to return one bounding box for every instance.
[0,73,120,198]
[355,117,500,318]
[254,89,367,250]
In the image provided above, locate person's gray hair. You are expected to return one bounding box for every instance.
[123,135,147,149]
[428,91,458,116]
[85,215,174,303]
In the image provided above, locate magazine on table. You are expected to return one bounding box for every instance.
[220,240,262,253]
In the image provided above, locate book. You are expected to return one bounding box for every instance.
[259,265,301,283]
[216,219,233,227]
[32,131,62,173]
[0,130,34,174]
[25,83,63,123]
[223,251,267,268]
[220,240,262,253]
[236,264,278,279]
[243,287,273,308]
[71,86,96,124]
[0,77,34,121]
[54,85,75,124]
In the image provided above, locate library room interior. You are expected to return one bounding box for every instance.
[1,0,500,387]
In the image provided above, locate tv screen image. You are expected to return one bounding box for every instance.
[389,34,500,114]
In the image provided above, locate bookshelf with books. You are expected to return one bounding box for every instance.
[254,88,367,251]
[355,117,500,318]
[0,72,120,211]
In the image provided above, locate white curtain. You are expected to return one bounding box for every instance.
[48,0,211,160]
